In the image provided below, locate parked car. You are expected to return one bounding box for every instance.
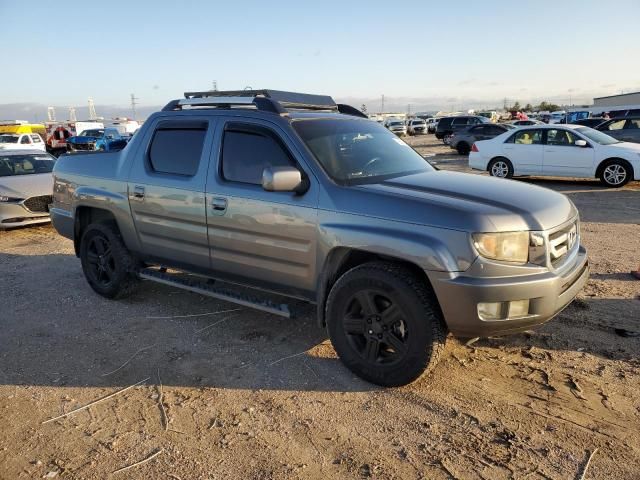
[469,124,640,187]
[511,120,543,126]
[0,133,46,151]
[426,118,439,133]
[596,116,640,143]
[435,115,488,142]
[407,119,427,135]
[384,119,407,136]
[572,118,606,128]
[449,123,516,155]
[0,149,56,229]
[66,127,128,152]
[50,89,589,387]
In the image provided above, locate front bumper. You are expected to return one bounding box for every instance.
[0,203,50,229]
[429,244,589,337]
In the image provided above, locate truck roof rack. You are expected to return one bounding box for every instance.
[161,89,367,118]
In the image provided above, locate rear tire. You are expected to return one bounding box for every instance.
[80,222,138,299]
[326,262,447,387]
[488,157,514,179]
[599,160,631,187]
[456,142,470,155]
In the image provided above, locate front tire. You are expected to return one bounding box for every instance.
[599,160,631,187]
[488,157,514,179]
[326,262,447,387]
[456,142,470,155]
[80,223,138,299]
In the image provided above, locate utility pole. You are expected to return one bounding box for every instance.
[381,94,385,114]
[69,107,77,122]
[407,103,411,116]
[47,107,56,122]
[88,98,97,120]
[212,80,218,91]
[130,93,139,120]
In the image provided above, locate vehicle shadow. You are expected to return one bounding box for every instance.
[2,250,639,393]
[0,252,376,393]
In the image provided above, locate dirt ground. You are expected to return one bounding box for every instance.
[1,135,639,479]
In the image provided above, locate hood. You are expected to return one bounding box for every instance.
[69,135,100,143]
[351,170,577,232]
[0,173,53,199]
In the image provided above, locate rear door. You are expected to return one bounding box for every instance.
[622,118,640,143]
[128,116,215,270]
[542,128,594,177]
[502,129,544,174]
[204,118,319,298]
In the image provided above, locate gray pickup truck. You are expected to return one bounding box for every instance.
[50,89,589,386]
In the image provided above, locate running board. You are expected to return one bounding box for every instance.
[139,268,291,318]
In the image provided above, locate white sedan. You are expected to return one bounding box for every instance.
[0,133,46,151]
[469,124,640,187]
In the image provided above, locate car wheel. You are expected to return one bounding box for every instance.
[488,157,514,179]
[326,261,447,387]
[456,142,470,155]
[443,134,454,145]
[599,160,631,188]
[80,222,139,299]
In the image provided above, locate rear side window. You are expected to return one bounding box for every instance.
[625,119,640,129]
[605,119,626,131]
[20,136,31,144]
[507,129,543,144]
[452,117,469,126]
[31,134,42,143]
[221,124,294,185]
[438,118,453,128]
[148,122,207,176]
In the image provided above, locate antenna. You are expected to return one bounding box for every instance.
[130,93,139,120]
[69,107,77,122]
[47,106,56,122]
[88,98,97,120]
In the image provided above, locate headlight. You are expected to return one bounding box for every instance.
[0,196,23,202]
[472,231,529,263]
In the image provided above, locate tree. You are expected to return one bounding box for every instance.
[524,103,533,112]
[536,101,560,112]
[361,104,367,113]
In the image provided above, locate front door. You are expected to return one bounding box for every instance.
[205,118,319,299]
[128,116,215,271]
[542,128,594,177]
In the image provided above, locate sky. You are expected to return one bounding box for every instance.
[1,0,639,120]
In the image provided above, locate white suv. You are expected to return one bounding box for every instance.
[0,133,46,151]
[407,119,427,135]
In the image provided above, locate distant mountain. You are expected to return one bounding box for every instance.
[0,103,162,123]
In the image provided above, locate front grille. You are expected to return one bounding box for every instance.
[72,142,95,151]
[548,221,578,267]
[23,195,52,213]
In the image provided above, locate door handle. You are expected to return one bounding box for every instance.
[211,197,227,211]
[133,185,145,201]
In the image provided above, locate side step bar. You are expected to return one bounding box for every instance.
[138,268,291,318]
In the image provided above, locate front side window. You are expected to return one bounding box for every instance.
[293,118,434,185]
[221,125,294,185]
[546,129,579,146]
[508,129,543,145]
[148,122,206,176]
[0,153,56,176]
[604,119,626,131]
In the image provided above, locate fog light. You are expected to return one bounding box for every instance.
[478,302,506,320]
[508,299,530,318]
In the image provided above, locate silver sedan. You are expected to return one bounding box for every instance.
[0,149,56,229]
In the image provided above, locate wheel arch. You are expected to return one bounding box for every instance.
[595,157,634,180]
[73,206,120,256]
[315,247,437,328]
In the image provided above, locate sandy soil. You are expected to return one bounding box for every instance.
[0,135,639,479]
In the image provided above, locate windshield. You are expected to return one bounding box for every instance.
[293,118,434,185]
[0,153,56,176]
[575,127,622,145]
[412,120,426,125]
[389,121,404,126]
[0,134,19,144]
[79,129,104,137]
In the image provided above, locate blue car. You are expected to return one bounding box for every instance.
[66,127,128,152]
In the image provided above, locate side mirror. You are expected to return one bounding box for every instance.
[262,166,307,193]
[575,139,588,147]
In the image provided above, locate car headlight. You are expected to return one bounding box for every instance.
[0,196,23,203]
[472,231,530,263]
